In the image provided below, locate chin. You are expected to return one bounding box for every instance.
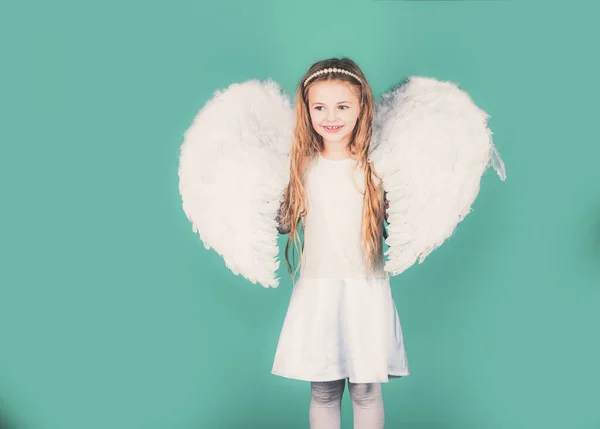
[319,132,351,143]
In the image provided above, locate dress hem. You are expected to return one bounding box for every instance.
[271,369,410,383]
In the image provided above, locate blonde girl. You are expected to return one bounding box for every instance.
[273,57,409,429]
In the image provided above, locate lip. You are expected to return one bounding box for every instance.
[323,125,344,133]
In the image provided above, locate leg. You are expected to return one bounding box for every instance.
[348,381,385,429]
[309,379,346,429]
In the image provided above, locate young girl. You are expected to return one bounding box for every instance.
[272,57,408,429]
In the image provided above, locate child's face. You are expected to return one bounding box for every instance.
[307,80,360,150]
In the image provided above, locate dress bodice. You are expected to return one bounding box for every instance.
[300,155,387,280]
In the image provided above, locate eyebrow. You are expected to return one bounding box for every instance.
[311,101,353,106]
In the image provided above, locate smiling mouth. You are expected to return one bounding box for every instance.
[323,126,343,131]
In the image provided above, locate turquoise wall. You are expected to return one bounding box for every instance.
[1,0,599,428]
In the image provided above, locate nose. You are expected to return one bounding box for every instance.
[327,107,338,122]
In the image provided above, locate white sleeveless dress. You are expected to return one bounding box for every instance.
[271,155,410,383]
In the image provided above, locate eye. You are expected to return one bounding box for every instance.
[314,105,349,111]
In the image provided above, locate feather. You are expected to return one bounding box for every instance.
[178,79,294,287]
[369,76,506,276]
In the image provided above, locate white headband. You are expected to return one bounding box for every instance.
[303,67,362,87]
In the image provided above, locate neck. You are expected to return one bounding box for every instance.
[322,141,352,160]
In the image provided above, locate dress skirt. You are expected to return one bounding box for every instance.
[271,275,410,383]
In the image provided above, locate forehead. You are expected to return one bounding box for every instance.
[307,80,358,103]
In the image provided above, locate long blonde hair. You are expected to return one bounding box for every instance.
[279,57,386,279]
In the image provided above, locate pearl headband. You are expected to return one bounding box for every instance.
[303,67,362,87]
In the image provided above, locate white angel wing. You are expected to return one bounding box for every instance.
[369,76,506,276]
[178,79,294,288]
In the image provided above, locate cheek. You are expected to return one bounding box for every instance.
[310,111,325,127]
[342,111,359,126]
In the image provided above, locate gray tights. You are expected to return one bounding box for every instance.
[309,379,384,429]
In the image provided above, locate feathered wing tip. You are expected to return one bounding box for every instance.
[369,76,507,276]
[178,79,294,287]
[489,142,507,181]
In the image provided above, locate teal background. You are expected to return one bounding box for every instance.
[1,0,599,428]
